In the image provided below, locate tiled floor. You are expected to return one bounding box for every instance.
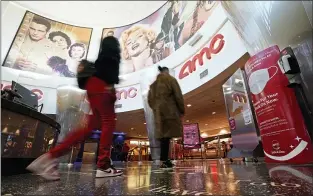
[1,160,313,195]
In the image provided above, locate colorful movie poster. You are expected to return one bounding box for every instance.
[2,11,93,78]
[245,45,313,164]
[183,123,200,148]
[102,1,219,75]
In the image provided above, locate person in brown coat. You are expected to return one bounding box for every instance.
[148,66,185,168]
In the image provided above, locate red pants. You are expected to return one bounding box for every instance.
[49,77,116,168]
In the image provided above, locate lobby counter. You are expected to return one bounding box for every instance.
[1,98,60,176]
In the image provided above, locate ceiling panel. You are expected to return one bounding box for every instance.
[13,1,167,27]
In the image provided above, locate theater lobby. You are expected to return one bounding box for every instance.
[1,1,313,196]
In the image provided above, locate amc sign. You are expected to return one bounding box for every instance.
[179,34,225,80]
[116,87,137,100]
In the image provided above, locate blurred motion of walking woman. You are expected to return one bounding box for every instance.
[26,36,122,180]
[148,66,185,169]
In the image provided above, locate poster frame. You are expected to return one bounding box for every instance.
[182,123,203,160]
[2,10,93,70]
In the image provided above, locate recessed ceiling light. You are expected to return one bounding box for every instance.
[219,129,228,135]
[201,133,209,138]
[186,120,189,122]
[212,112,216,115]
[187,104,192,107]
[131,128,134,130]
[205,124,208,126]
[144,123,146,125]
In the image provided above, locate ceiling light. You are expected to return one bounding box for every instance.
[205,124,208,126]
[187,104,192,107]
[131,128,134,130]
[186,120,189,122]
[144,123,146,125]
[201,132,209,138]
[139,134,141,136]
[115,118,117,120]
[219,129,228,135]
[212,112,216,115]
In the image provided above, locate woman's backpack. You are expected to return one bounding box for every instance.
[77,60,96,89]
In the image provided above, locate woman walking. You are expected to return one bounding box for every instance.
[26,36,122,180]
[148,66,185,169]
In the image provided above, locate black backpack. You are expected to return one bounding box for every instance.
[77,60,96,89]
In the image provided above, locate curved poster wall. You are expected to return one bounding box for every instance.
[1,2,248,114]
[2,11,93,78]
[102,1,219,75]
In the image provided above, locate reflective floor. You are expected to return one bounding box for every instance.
[1,160,313,195]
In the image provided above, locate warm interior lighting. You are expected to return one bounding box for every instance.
[219,129,228,135]
[201,132,209,138]
[212,112,216,115]
[130,140,139,145]
[187,104,192,107]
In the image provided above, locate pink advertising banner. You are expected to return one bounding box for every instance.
[245,45,313,164]
[183,123,200,149]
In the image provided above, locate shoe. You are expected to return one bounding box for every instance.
[160,160,174,170]
[96,165,123,178]
[26,153,60,181]
[165,160,175,167]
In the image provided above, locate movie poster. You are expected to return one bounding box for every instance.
[245,45,313,164]
[2,11,93,78]
[102,1,219,75]
[183,123,200,148]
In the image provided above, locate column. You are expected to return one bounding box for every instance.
[56,85,90,163]
[139,66,161,162]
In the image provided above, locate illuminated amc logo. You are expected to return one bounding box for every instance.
[84,87,138,105]
[179,34,225,80]
[1,83,44,101]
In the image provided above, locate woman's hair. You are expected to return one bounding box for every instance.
[48,31,72,49]
[158,66,169,73]
[94,36,121,85]
[47,56,66,68]
[120,26,156,60]
[68,43,86,58]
